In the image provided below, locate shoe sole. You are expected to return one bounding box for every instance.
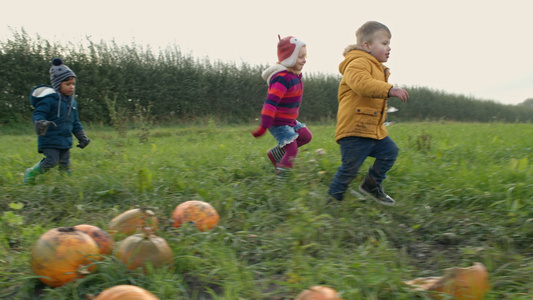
[349,188,365,199]
[358,183,396,206]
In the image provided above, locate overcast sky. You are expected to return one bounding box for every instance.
[2,0,532,105]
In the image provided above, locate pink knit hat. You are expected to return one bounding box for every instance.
[277,35,306,68]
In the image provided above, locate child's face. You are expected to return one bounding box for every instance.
[60,77,76,96]
[292,46,307,72]
[364,30,391,63]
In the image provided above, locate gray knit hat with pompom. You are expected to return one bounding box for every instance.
[50,58,76,91]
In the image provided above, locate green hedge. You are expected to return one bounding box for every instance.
[1,30,531,126]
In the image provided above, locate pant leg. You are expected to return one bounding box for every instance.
[279,141,298,168]
[40,148,61,172]
[58,149,71,171]
[295,127,312,147]
[368,136,399,185]
[328,137,373,200]
[279,127,313,168]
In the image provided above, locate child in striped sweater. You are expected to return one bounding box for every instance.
[251,35,312,176]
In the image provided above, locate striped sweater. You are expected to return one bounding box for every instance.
[259,65,303,129]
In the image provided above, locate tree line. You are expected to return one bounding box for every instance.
[1,30,532,127]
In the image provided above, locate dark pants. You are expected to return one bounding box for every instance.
[40,148,70,171]
[328,136,399,201]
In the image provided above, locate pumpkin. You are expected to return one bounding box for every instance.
[31,227,99,287]
[315,148,326,156]
[74,224,115,255]
[116,231,173,272]
[108,208,158,236]
[171,200,219,231]
[403,262,489,300]
[295,286,343,300]
[94,284,159,300]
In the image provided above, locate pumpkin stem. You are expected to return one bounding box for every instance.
[142,207,155,216]
[57,227,77,233]
[78,267,91,275]
[139,207,156,228]
[141,226,156,236]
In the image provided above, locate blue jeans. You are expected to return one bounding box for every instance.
[328,136,399,201]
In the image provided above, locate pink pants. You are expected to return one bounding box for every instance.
[279,127,312,168]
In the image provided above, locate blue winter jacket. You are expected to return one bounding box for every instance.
[30,85,84,153]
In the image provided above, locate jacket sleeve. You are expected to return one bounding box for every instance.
[32,98,52,123]
[72,100,83,134]
[343,60,392,99]
[260,75,288,129]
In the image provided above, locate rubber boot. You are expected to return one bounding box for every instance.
[23,162,42,184]
[267,146,285,168]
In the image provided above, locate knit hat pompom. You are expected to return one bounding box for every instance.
[50,57,76,92]
[277,35,306,68]
[52,58,63,66]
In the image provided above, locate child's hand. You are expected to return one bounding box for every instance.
[389,87,409,102]
[251,126,267,138]
[74,130,91,149]
[77,138,91,149]
[34,120,57,136]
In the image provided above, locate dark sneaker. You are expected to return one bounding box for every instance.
[358,182,396,206]
[267,146,285,168]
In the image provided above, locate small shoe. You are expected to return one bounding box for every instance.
[23,162,42,184]
[267,150,278,168]
[267,146,285,168]
[358,182,396,206]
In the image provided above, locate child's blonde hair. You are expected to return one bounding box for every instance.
[287,45,307,75]
[287,67,300,75]
[355,21,391,48]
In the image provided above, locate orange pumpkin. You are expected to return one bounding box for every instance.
[171,200,219,231]
[116,231,173,272]
[94,284,159,300]
[74,224,115,255]
[295,286,343,300]
[403,262,490,300]
[31,227,100,287]
[108,208,158,236]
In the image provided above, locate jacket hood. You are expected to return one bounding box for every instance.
[29,84,74,118]
[339,45,384,75]
[29,85,58,108]
[261,64,288,83]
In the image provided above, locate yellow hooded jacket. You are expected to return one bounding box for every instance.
[335,46,393,142]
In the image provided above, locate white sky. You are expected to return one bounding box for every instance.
[2,0,532,105]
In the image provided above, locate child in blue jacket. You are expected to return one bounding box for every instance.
[23,58,90,183]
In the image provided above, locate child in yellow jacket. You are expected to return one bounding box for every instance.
[328,21,409,206]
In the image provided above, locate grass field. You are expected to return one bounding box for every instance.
[1,122,532,299]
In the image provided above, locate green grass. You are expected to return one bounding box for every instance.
[1,122,532,299]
